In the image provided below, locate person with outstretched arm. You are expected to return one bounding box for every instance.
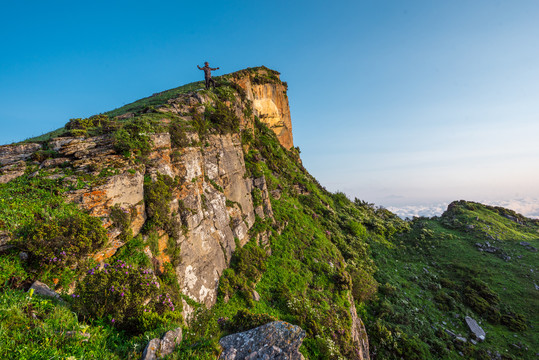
[197,62,220,89]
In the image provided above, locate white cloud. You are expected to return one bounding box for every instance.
[387,203,449,219]
[388,198,539,220]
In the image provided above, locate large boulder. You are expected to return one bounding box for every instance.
[219,321,306,360]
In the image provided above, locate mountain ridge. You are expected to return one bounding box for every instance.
[0,67,537,359]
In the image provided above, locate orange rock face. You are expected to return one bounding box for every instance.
[232,69,294,149]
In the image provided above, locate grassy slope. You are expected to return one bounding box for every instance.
[365,202,539,359]
[22,80,204,143]
[170,119,401,359]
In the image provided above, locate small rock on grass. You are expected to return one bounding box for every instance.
[28,281,60,299]
[141,327,182,360]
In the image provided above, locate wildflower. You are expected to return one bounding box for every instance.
[120,292,125,297]
[111,318,115,323]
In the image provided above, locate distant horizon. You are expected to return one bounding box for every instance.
[2,0,538,218]
[386,198,539,220]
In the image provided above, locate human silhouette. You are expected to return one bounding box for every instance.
[197,62,220,89]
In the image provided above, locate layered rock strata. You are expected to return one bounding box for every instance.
[0,70,284,312]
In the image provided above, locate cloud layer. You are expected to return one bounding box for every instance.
[388,198,539,220]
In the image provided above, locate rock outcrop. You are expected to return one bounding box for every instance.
[0,69,285,314]
[465,316,486,341]
[141,327,182,360]
[219,321,306,360]
[231,68,294,149]
[350,298,370,360]
[28,281,61,299]
[0,143,42,166]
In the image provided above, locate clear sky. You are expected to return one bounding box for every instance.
[1,1,539,217]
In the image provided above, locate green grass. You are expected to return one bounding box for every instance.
[105,80,205,118]
[0,287,177,359]
[0,171,81,234]
[364,204,539,359]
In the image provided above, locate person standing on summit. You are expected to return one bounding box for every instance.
[197,62,220,89]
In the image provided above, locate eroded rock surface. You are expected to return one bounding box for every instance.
[0,161,26,183]
[141,327,182,360]
[170,132,272,310]
[29,281,61,299]
[232,69,294,149]
[219,321,306,360]
[0,143,41,166]
[465,316,486,341]
[350,299,371,360]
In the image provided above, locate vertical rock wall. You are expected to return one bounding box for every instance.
[232,69,294,149]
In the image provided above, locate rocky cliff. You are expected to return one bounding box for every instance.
[0,69,281,311]
[0,67,371,359]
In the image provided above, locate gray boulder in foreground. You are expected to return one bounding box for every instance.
[219,321,306,360]
[141,327,182,360]
[465,316,486,341]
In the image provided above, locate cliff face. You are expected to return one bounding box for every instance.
[0,67,370,359]
[0,80,275,311]
[230,68,294,149]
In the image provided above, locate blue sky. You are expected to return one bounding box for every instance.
[1,1,539,216]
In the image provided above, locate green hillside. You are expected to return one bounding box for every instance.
[364,201,539,359]
[1,69,537,359]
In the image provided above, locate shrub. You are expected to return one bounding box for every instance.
[113,118,155,157]
[65,115,110,130]
[434,290,455,311]
[348,220,368,239]
[72,259,181,333]
[501,312,528,331]
[332,266,352,290]
[231,241,267,281]
[110,204,134,242]
[350,266,378,302]
[23,212,107,267]
[144,174,175,231]
[204,101,239,134]
[241,129,254,145]
[219,309,276,333]
[169,121,189,148]
[31,149,57,162]
[218,241,268,302]
[251,188,262,207]
[112,234,151,268]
